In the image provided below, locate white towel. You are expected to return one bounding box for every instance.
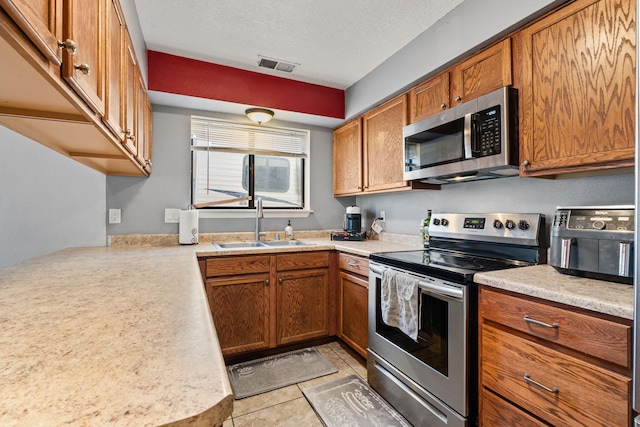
[381,269,419,340]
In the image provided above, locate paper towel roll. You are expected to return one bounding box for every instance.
[179,210,199,244]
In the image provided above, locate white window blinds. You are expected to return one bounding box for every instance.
[191,116,309,157]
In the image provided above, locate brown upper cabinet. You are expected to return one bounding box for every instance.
[0,0,151,176]
[333,95,437,196]
[409,39,512,124]
[62,0,106,116]
[516,0,636,177]
[0,0,63,65]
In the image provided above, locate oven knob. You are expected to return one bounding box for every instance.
[593,220,606,230]
[432,218,441,226]
[441,218,449,226]
[505,219,516,229]
[493,219,503,229]
[518,220,530,230]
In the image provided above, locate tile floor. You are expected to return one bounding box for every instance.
[223,341,368,427]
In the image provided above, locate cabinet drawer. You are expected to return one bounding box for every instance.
[205,255,270,277]
[481,389,547,427]
[276,251,329,271]
[480,288,631,368]
[338,253,369,276]
[482,324,631,427]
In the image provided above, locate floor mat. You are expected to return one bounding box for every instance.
[302,374,411,427]
[227,347,338,399]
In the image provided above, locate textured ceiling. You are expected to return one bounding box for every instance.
[133,0,464,90]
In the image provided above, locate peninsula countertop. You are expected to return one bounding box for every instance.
[0,236,420,426]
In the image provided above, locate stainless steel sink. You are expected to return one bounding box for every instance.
[263,240,315,247]
[213,241,268,249]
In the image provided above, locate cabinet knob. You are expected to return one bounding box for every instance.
[455,96,462,103]
[440,103,447,110]
[58,39,77,55]
[278,277,283,284]
[74,63,91,75]
[522,159,530,167]
[126,130,136,142]
[145,160,152,167]
[265,279,270,286]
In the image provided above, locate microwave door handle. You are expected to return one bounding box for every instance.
[463,112,474,159]
[619,242,632,277]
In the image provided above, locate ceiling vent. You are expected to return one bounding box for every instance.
[258,56,298,73]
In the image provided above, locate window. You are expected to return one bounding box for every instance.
[190,116,309,211]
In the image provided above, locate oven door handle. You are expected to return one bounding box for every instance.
[370,265,384,276]
[418,280,463,300]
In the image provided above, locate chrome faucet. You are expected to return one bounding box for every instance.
[255,197,266,241]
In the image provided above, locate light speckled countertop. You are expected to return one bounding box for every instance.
[0,234,420,426]
[475,264,634,320]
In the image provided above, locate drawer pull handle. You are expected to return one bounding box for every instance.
[524,374,558,394]
[348,263,360,268]
[523,315,558,329]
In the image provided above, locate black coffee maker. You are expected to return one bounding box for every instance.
[345,206,362,233]
[332,206,365,241]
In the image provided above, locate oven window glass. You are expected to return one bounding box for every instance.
[404,118,464,171]
[375,284,449,376]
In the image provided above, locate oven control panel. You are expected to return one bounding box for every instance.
[429,212,545,246]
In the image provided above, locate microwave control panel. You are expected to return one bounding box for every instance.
[473,105,502,158]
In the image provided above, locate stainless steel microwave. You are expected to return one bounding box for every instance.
[403,86,519,184]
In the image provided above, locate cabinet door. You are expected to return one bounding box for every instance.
[333,118,363,196]
[517,0,635,176]
[138,93,153,173]
[102,0,124,140]
[277,268,329,345]
[62,0,106,115]
[122,33,138,155]
[362,94,408,192]
[408,72,450,123]
[0,0,63,64]
[206,274,271,356]
[450,38,512,106]
[338,271,368,357]
[135,72,152,171]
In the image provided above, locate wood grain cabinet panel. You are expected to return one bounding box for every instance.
[206,274,271,355]
[337,269,368,357]
[479,286,633,427]
[516,0,636,176]
[102,0,124,140]
[62,0,106,115]
[408,73,450,123]
[276,268,329,345]
[333,118,363,196]
[482,324,631,427]
[481,389,548,427]
[481,288,631,368]
[362,94,409,193]
[0,0,62,64]
[450,38,512,106]
[205,255,270,277]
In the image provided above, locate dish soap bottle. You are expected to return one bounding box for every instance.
[420,210,432,249]
[284,220,294,240]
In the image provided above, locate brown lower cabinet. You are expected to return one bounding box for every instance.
[479,286,633,427]
[337,253,369,358]
[202,251,331,357]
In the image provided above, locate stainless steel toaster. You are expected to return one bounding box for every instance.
[549,205,634,284]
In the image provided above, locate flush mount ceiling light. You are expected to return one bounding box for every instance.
[245,108,274,125]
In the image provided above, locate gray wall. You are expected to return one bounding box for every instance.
[345,0,569,119]
[0,126,106,269]
[356,173,635,236]
[106,105,352,235]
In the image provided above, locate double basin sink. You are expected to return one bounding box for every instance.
[213,240,315,250]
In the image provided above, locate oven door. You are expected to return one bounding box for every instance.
[368,262,472,418]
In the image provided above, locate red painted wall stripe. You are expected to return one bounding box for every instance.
[147,50,345,119]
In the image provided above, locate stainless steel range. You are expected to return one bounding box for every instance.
[368,212,547,427]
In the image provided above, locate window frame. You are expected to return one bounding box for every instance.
[190,116,312,219]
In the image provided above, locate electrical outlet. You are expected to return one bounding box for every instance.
[108,209,121,224]
[380,211,386,222]
[164,208,181,223]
